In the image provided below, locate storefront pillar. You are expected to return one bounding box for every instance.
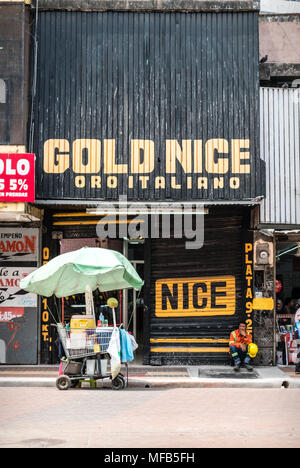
[252,230,275,366]
[122,238,129,330]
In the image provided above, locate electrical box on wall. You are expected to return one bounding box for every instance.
[255,242,273,266]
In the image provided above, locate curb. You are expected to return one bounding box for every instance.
[1,365,299,389]
[1,376,300,389]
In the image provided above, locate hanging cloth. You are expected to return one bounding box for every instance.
[119,328,134,363]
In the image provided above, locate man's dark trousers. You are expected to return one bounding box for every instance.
[230,345,251,366]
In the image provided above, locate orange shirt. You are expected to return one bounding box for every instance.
[229,329,252,349]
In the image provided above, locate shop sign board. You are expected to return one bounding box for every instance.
[0,153,35,202]
[0,307,24,322]
[155,276,236,317]
[33,11,264,201]
[0,267,37,308]
[0,228,39,262]
[0,308,37,364]
[0,226,39,364]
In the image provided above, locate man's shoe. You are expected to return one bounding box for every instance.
[233,363,241,372]
[245,364,253,372]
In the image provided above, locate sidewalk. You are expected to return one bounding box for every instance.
[0,364,300,389]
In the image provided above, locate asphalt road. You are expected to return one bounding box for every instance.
[0,387,300,449]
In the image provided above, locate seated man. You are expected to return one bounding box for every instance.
[229,323,253,372]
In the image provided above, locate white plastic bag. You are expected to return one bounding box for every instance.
[107,328,121,379]
[129,334,138,352]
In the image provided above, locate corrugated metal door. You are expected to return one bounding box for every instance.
[147,207,249,365]
[260,87,300,226]
[32,11,262,201]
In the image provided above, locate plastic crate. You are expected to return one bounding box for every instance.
[62,360,82,375]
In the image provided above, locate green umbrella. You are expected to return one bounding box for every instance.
[20,247,143,298]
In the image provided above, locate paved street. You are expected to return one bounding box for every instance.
[0,387,300,449]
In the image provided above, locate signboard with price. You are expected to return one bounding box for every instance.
[0,227,39,364]
[0,153,35,202]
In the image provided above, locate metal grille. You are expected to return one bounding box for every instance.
[58,326,113,359]
[147,207,249,365]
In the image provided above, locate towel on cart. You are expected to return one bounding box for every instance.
[119,328,134,363]
[107,328,121,379]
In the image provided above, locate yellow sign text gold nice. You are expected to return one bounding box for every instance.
[43,138,251,175]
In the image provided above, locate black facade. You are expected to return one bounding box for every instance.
[144,206,254,365]
[29,5,264,365]
[32,10,264,201]
[39,208,140,363]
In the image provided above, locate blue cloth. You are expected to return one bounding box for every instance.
[230,345,251,365]
[119,328,134,363]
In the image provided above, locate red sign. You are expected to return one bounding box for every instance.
[276,280,283,294]
[0,153,35,202]
[0,307,24,322]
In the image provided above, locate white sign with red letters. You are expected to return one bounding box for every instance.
[0,228,39,262]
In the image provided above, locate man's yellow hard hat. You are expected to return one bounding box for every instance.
[248,343,258,358]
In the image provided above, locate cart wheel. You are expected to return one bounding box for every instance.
[118,373,126,388]
[112,375,125,390]
[56,375,71,391]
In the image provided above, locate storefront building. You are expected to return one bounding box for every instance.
[29,0,266,365]
[258,10,300,367]
[259,87,300,367]
[0,1,42,364]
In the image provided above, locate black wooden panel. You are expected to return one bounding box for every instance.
[32,11,264,201]
[147,206,250,364]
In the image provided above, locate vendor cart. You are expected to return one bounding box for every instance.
[56,306,126,390]
[20,247,143,390]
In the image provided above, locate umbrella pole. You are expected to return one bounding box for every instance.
[85,285,96,326]
[112,308,116,328]
[62,297,65,324]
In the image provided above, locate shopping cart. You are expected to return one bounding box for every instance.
[55,322,125,391]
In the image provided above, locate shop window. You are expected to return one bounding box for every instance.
[254,270,265,296]
[293,257,300,272]
[0,339,6,363]
[0,79,6,103]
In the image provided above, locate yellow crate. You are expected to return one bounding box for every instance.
[70,315,96,330]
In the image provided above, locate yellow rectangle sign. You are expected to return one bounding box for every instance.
[155,276,236,317]
[253,298,274,311]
